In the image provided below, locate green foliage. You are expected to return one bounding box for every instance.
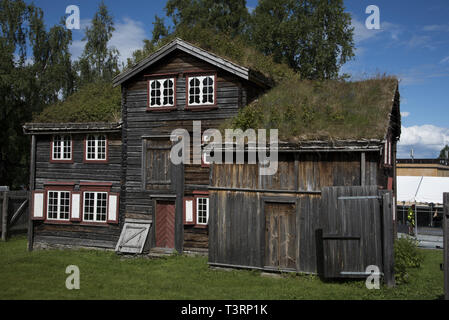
[128,25,297,85]
[394,237,424,284]
[32,82,121,123]
[228,75,398,141]
[439,144,449,159]
[165,0,250,38]
[75,1,120,85]
[0,0,74,189]
[251,0,355,80]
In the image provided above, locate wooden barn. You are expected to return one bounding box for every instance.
[207,78,401,282]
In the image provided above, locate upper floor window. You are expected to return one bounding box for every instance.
[148,78,175,108]
[187,75,215,106]
[85,135,107,162]
[52,135,72,161]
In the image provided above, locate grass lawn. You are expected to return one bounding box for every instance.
[0,235,444,300]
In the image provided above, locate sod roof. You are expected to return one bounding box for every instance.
[30,81,121,124]
[226,76,400,142]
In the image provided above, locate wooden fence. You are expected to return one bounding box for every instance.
[444,193,449,300]
[0,190,29,241]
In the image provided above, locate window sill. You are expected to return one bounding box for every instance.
[83,159,109,164]
[185,105,217,112]
[50,159,74,164]
[146,106,176,112]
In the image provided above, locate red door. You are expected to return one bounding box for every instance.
[155,201,175,248]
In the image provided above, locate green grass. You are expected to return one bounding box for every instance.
[0,236,444,300]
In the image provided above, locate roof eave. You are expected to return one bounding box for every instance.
[23,122,122,135]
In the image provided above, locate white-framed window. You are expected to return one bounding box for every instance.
[85,135,107,161]
[188,75,215,106]
[149,78,175,107]
[52,135,72,160]
[196,197,209,225]
[47,191,70,220]
[83,191,108,222]
[202,134,211,166]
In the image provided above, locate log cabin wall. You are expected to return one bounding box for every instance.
[208,151,383,273]
[121,50,266,251]
[32,132,122,249]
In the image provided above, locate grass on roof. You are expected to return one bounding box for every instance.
[225,75,399,141]
[32,82,121,123]
[131,26,297,84]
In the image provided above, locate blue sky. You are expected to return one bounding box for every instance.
[29,0,449,158]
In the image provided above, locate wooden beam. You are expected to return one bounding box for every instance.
[381,190,395,287]
[361,152,366,186]
[10,199,28,226]
[444,193,449,300]
[27,134,36,251]
[1,191,9,241]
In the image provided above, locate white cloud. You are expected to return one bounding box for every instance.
[351,17,402,46]
[423,24,449,32]
[398,125,449,158]
[440,56,449,64]
[69,17,148,65]
[109,17,148,65]
[400,111,410,118]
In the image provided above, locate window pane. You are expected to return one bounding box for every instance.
[84,192,95,221]
[48,191,58,219]
[197,197,209,224]
[60,192,70,220]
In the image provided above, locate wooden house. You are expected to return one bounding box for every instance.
[25,38,272,252]
[23,122,122,249]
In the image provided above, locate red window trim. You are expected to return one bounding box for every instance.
[50,135,73,164]
[43,185,73,224]
[44,181,76,186]
[83,134,109,164]
[185,72,218,110]
[146,74,177,112]
[183,191,210,228]
[80,184,113,225]
[31,190,45,221]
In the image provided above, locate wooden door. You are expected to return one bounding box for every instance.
[155,201,176,248]
[265,202,297,270]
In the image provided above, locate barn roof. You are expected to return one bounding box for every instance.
[112,38,274,88]
[225,76,400,143]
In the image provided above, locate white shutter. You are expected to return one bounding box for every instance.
[71,192,81,221]
[107,193,119,224]
[184,197,195,225]
[32,191,44,220]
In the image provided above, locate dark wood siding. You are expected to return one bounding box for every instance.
[208,151,386,273]
[122,49,266,250]
[33,133,122,249]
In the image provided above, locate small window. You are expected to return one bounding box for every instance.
[196,197,209,225]
[188,75,215,106]
[85,135,107,161]
[83,191,108,222]
[149,78,175,108]
[47,191,70,221]
[202,134,211,166]
[52,135,72,161]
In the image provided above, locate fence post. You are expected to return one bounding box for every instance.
[1,191,9,241]
[382,190,396,287]
[444,193,449,300]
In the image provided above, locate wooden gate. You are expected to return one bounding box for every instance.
[319,186,394,283]
[155,200,176,249]
[1,190,29,241]
[264,199,297,271]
